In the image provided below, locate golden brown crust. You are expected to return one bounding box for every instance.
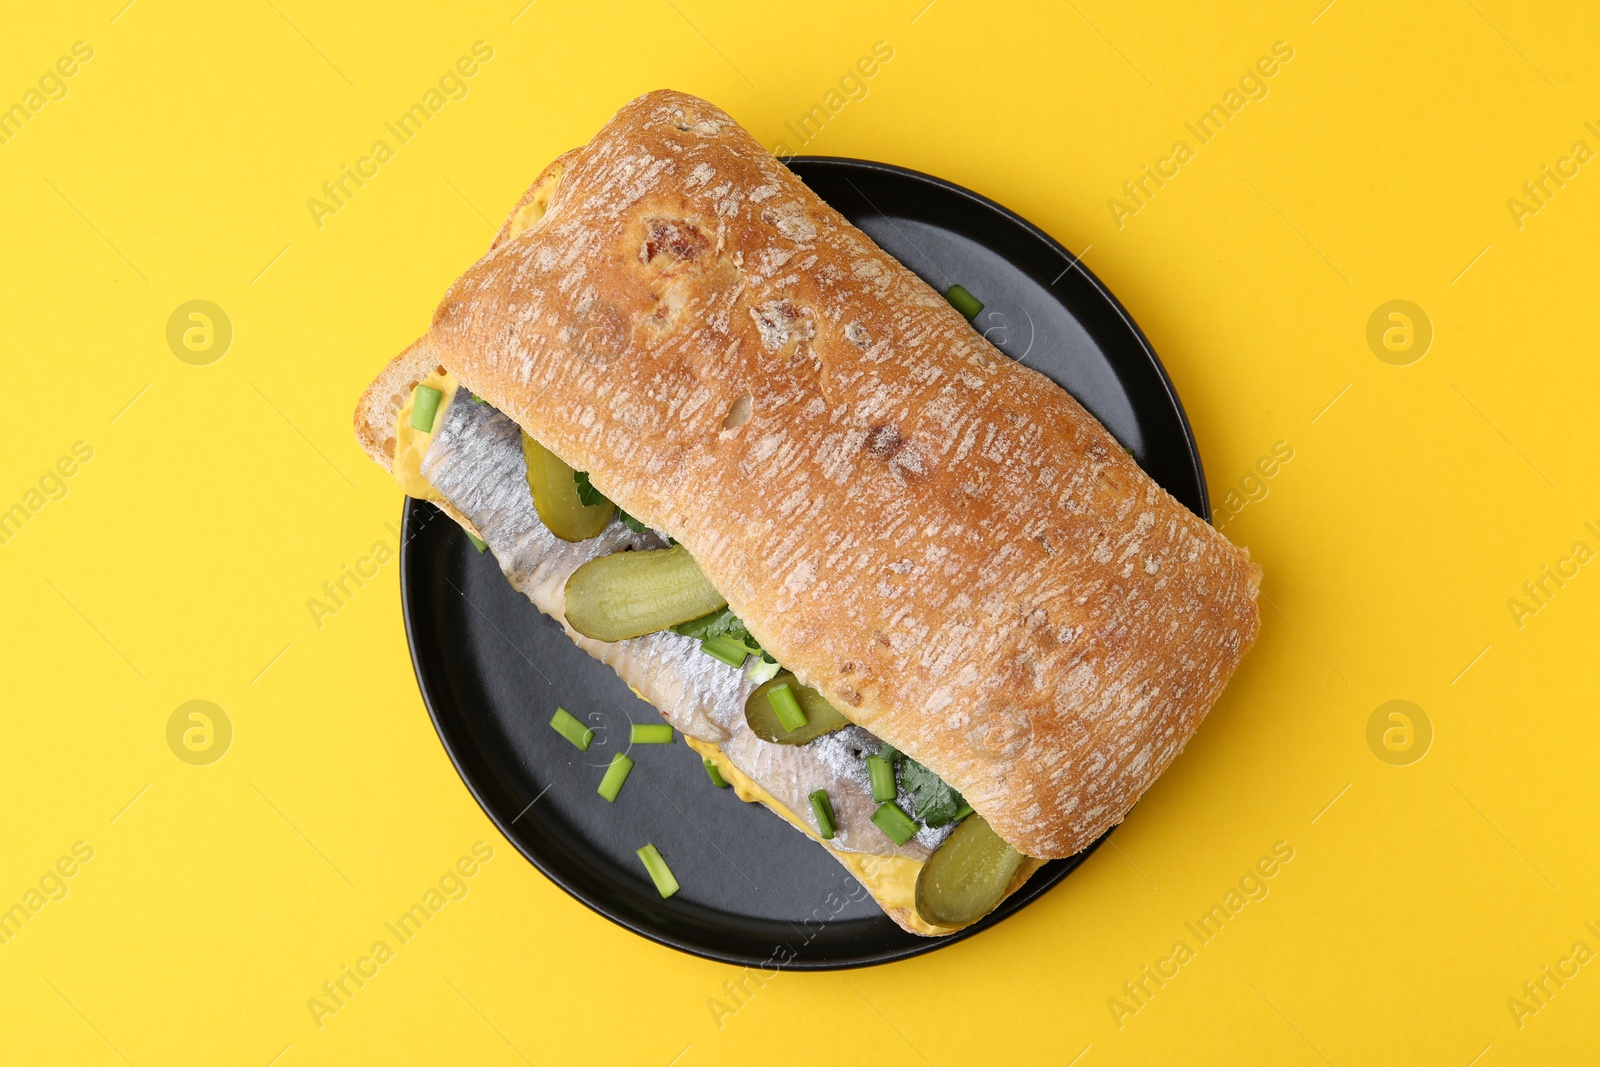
[428,91,1261,860]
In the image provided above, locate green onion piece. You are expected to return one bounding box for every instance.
[636,843,680,898]
[597,752,634,802]
[745,657,782,685]
[703,758,731,788]
[410,384,443,431]
[953,802,974,821]
[809,789,837,840]
[944,284,983,320]
[631,723,674,744]
[701,634,750,668]
[548,707,593,752]
[766,684,807,732]
[466,531,488,554]
[867,756,897,803]
[872,802,918,846]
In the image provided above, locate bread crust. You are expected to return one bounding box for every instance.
[427,90,1261,860]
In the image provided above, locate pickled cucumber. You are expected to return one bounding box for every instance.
[563,546,726,642]
[744,672,851,745]
[523,432,613,542]
[914,814,1024,928]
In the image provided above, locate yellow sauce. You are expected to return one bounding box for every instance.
[683,736,956,937]
[392,369,459,502]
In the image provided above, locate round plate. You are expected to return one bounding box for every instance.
[400,157,1208,970]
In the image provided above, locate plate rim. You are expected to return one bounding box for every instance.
[400,155,1210,970]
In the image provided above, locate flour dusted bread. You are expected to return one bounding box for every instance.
[427,90,1261,860]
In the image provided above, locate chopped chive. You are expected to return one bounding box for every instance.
[872,802,918,846]
[549,707,593,751]
[410,384,443,431]
[745,657,782,685]
[469,393,489,406]
[631,723,674,744]
[767,684,807,732]
[466,530,488,554]
[703,758,731,788]
[636,843,680,898]
[809,789,837,840]
[867,755,897,803]
[953,802,974,821]
[701,634,750,667]
[944,284,983,320]
[597,752,634,802]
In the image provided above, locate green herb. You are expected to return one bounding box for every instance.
[409,385,443,431]
[572,469,607,508]
[809,789,837,840]
[867,755,897,803]
[871,802,918,846]
[700,634,752,667]
[953,802,974,822]
[703,758,731,788]
[674,606,767,668]
[597,752,634,802]
[548,707,593,752]
[901,758,966,828]
[877,742,900,763]
[745,658,782,685]
[672,606,753,644]
[630,723,674,744]
[767,684,807,732]
[617,509,648,533]
[466,531,488,554]
[944,283,983,320]
[469,393,490,406]
[636,843,679,898]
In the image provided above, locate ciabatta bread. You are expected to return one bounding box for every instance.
[427,90,1262,860]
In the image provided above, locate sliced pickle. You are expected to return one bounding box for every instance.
[564,546,726,642]
[744,672,852,745]
[522,432,613,542]
[914,814,1024,928]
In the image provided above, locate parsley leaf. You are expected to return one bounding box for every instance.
[571,469,607,508]
[672,607,776,659]
[900,759,965,829]
[672,606,757,648]
[617,509,648,533]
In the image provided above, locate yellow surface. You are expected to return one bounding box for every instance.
[2,1,1596,1063]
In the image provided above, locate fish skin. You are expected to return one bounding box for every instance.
[420,389,950,856]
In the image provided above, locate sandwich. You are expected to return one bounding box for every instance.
[353,90,1262,936]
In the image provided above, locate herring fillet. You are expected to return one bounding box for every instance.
[419,388,943,857]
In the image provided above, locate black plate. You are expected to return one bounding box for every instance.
[400,158,1208,969]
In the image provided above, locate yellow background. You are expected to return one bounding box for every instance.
[3,1,1596,1063]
